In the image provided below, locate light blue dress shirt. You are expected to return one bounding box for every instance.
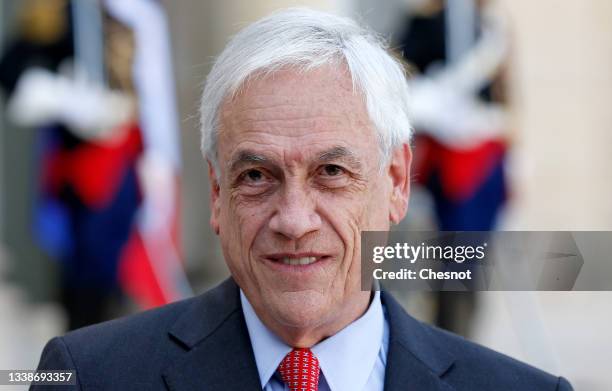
[240,290,390,391]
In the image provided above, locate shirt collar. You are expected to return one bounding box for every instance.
[240,291,292,389]
[240,290,385,391]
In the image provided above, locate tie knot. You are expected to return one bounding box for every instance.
[278,348,320,391]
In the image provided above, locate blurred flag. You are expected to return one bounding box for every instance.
[105,0,192,308]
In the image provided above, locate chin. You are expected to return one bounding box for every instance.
[269,290,334,328]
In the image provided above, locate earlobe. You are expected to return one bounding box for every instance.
[388,144,412,224]
[207,160,221,235]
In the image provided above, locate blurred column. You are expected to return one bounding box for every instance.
[476,3,612,388]
[0,1,5,240]
[0,0,60,301]
[500,0,612,230]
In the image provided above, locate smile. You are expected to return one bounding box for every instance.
[263,253,331,268]
[280,257,317,265]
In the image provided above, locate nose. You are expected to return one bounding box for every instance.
[268,183,322,240]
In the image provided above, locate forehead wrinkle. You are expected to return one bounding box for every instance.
[223,102,351,140]
[228,102,352,127]
[226,83,360,125]
[219,69,373,147]
[235,121,349,139]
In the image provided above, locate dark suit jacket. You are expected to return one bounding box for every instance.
[34,278,572,390]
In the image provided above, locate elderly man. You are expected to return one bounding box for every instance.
[34,8,571,391]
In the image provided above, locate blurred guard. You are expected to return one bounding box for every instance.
[397,0,510,335]
[1,0,189,330]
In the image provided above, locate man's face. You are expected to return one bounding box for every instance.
[209,65,410,332]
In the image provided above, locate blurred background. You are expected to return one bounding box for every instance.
[0,0,610,389]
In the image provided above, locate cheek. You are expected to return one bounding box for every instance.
[321,185,388,235]
[316,192,367,267]
[360,174,392,229]
[318,191,359,233]
[218,195,272,290]
[222,191,271,256]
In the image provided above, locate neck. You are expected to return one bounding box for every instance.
[267,290,372,348]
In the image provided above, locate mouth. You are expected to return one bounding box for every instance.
[263,253,332,268]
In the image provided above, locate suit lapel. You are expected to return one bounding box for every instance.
[160,280,457,390]
[382,292,457,391]
[162,278,261,391]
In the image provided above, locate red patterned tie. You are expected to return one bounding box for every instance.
[278,348,320,391]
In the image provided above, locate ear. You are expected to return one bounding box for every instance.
[388,143,412,224]
[207,160,221,235]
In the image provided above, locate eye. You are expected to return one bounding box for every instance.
[235,168,274,195]
[320,164,344,177]
[244,169,264,182]
[315,164,350,189]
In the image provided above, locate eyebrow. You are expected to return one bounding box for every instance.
[227,145,363,174]
[227,150,269,174]
[317,146,362,170]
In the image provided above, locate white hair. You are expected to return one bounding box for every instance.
[200,7,412,172]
